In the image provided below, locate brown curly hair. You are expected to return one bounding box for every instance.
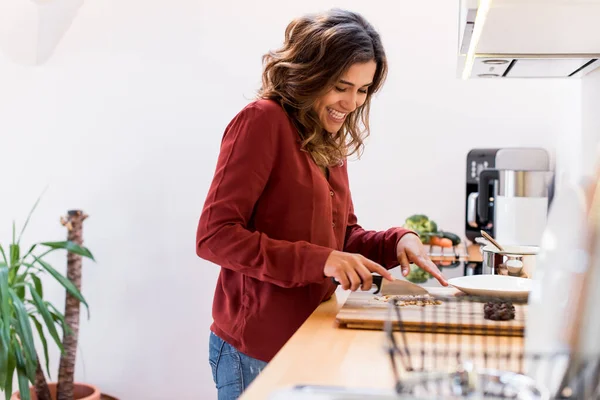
[258,9,388,167]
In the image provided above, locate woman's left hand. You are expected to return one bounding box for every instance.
[396,233,448,286]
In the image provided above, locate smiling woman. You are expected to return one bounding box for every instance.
[258,9,388,168]
[195,8,446,400]
[312,61,377,136]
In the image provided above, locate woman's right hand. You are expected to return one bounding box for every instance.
[324,250,394,291]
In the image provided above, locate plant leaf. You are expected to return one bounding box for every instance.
[0,266,11,340]
[20,264,43,275]
[30,316,52,380]
[3,344,16,400]
[17,186,48,245]
[9,244,19,269]
[13,273,27,301]
[29,284,63,353]
[15,286,25,302]
[21,244,37,263]
[39,241,95,261]
[17,368,31,400]
[9,289,37,380]
[48,304,73,337]
[30,257,88,310]
[0,325,8,391]
[0,245,7,266]
[13,342,32,400]
[30,275,43,299]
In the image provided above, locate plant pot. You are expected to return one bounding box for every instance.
[0,0,84,65]
[100,395,119,400]
[11,382,101,400]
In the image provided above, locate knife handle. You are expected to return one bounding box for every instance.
[330,274,383,294]
[371,275,383,294]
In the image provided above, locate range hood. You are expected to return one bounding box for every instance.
[458,0,600,79]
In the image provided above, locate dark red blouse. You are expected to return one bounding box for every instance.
[196,99,412,362]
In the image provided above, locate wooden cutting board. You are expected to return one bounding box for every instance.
[335,287,527,337]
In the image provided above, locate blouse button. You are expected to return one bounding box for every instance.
[330,191,334,197]
[332,222,336,228]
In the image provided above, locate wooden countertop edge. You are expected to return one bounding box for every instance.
[238,287,462,399]
[238,289,351,400]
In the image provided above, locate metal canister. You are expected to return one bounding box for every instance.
[481,245,539,278]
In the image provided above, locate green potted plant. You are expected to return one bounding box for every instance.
[0,196,99,400]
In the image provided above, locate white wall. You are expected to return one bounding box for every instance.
[581,68,600,177]
[0,0,580,399]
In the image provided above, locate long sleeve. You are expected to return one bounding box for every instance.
[343,195,415,269]
[196,103,333,288]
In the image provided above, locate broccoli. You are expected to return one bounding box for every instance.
[405,214,429,226]
[403,214,439,243]
[405,264,432,284]
[403,214,438,234]
[402,214,461,246]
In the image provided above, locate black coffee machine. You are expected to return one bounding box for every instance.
[464,147,553,276]
[463,149,499,276]
[465,147,553,243]
[465,149,499,244]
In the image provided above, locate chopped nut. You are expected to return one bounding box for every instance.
[374,294,442,306]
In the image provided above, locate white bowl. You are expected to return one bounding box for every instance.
[448,275,532,300]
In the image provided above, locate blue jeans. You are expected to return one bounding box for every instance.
[209,331,268,400]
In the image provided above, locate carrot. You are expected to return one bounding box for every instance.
[430,236,453,248]
[439,238,453,247]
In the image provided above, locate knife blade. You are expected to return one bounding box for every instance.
[331,275,429,296]
[372,275,430,296]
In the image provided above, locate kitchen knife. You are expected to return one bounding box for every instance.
[331,275,429,296]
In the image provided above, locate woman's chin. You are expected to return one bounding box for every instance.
[323,121,344,134]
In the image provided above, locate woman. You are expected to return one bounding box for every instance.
[196,8,447,400]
